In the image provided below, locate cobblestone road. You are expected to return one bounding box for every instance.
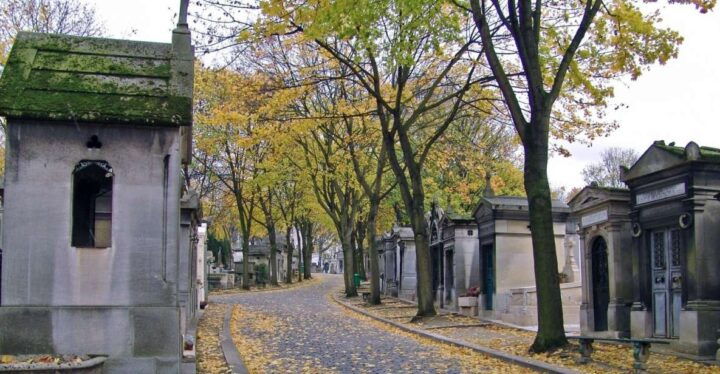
[211,275,495,373]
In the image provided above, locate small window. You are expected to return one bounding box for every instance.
[468,230,474,236]
[72,160,113,248]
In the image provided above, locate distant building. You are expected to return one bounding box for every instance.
[379,225,417,300]
[233,234,292,284]
[427,205,480,310]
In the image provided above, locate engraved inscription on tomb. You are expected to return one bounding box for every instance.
[636,182,685,205]
[581,209,608,227]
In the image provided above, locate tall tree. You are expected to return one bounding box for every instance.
[0,0,105,62]
[346,117,395,305]
[255,188,281,285]
[194,66,274,289]
[244,1,497,317]
[582,147,639,188]
[462,0,694,351]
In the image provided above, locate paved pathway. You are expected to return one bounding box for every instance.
[211,275,479,373]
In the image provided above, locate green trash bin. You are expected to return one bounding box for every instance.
[353,273,361,287]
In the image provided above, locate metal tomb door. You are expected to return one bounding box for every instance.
[650,229,683,338]
[591,237,609,331]
[482,244,494,310]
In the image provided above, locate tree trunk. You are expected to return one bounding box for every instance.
[353,226,366,280]
[341,226,357,297]
[366,200,382,305]
[524,120,567,352]
[408,182,435,317]
[296,224,303,283]
[303,221,313,279]
[268,224,279,286]
[285,226,293,284]
[241,234,251,290]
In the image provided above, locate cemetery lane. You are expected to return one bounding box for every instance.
[209,274,510,373]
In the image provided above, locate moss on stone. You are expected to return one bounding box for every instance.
[655,143,720,162]
[0,32,190,126]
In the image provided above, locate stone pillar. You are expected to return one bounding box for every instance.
[678,200,720,357]
[630,225,653,339]
[607,224,631,337]
[562,233,580,283]
[578,231,592,334]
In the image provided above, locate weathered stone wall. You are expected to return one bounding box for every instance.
[399,245,417,299]
[493,220,566,291]
[0,120,183,373]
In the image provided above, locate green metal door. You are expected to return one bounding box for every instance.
[482,244,494,310]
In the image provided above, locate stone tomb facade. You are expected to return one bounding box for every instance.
[381,226,418,300]
[0,26,197,373]
[569,186,633,338]
[427,206,480,310]
[473,196,581,327]
[379,232,398,296]
[624,141,720,358]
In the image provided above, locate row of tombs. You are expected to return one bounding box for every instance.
[376,140,720,360]
[0,23,212,373]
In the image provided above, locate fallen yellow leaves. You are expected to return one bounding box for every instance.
[196,304,232,374]
[330,293,522,373]
[0,355,90,366]
[341,292,720,374]
[229,305,337,374]
[211,275,323,296]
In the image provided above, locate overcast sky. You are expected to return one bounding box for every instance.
[92,1,719,191]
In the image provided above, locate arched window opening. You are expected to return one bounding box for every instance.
[72,160,113,248]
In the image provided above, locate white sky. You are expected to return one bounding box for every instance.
[90,1,720,191]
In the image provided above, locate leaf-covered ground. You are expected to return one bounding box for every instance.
[210,275,321,296]
[195,303,232,374]
[347,295,719,374]
[212,274,523,373]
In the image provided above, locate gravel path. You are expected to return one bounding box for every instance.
[210,274,484,373]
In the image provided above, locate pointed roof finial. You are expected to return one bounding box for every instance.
[172,0,192,59]
[483,173,494,197]
[178,0,189,28]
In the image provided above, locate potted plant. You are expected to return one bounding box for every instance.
[458,286,479,307]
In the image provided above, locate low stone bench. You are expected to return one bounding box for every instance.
[567,336,669,373]
[357,283,372,301]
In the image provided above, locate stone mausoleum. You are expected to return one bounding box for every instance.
[473,194,582,327]
[427,204,480,310]
[381,225,417,300]
[0,12,199,372]
[569,184,633,338]
[572,141,720,358]
[623,141,720,359]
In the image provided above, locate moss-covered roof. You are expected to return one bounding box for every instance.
[0,32,192,126]
[655,142,720,161]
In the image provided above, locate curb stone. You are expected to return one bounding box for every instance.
[332,293,579,374]
[220,306,249,374]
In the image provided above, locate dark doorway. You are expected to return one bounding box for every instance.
[444,249,454,304]
[481,244,494,310]
[431,245,441,301]
[591,236,609,331]
[399,245,405,291]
